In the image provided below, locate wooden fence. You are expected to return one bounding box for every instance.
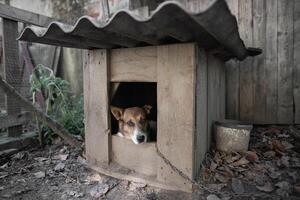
[225,0,300,124]
[0,3,55,136]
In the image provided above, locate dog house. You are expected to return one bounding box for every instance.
[18,0,260,192]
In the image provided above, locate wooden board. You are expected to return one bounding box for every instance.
[207,53,225,149]
[294,0,300,124]
[0,112,31,129]
[277,0,294,123]
[238,0,254,121]
[89,162,192,192]
[3,18,22,137]
[253,0,266,123]
[265,0,278,123]
[225,0,240,120]
[157,43,195,189]
[112,136,157,176]
[194,47,208,177]
[110,46,157,82]
[84,49,111,165]
[0,3,56,27]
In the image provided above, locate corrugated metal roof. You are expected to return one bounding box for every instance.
[17,0,261,61]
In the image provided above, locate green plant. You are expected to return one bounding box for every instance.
[30,64,84,144]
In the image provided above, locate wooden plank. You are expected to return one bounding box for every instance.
[2,18,22,137]
[238,0,254,121]
[265,0,278,123]
[84,49,111,165]
[253,0,266,123]
[277,0,294,123]
[194,47,208,177]
[0,3,56,27]
[0,112,31,129]
[225,0,239,120]
[157,43,195,190]
[294,0,300,123]
[110,46,157,82]
[112,136,157,176]
[89,163,191,192]
[207,53,225,150]
[100,0,110,21]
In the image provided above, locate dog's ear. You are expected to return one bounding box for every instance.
[143,105,152,115]
[111,106,123,120]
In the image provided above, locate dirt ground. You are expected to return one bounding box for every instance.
[0,126,299,200]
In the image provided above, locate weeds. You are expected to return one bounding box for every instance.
[30,64,84,144]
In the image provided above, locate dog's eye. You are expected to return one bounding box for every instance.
[140,119,145,124]
[127,120,135,127]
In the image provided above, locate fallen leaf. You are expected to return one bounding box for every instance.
[261,127,281,135]
[128,182,147,190]
[210,161,218,171]
[245,151,258,162]
[34,157,48,162]
[256,182,274,192]
[263,151,276,158]
[231,178,244,194]
[34,171,45,178]
[207,194,221,200]
[231,157,249,167]
[206,183,226,192]
[54,162,65,172]
[281,141,294,150]
[53,154,68,161]
[77,156,87,165]
[215,173,230,183]
[89,184,109,198]
[272,140,285,154]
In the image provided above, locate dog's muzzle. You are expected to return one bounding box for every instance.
[132,128,148,144]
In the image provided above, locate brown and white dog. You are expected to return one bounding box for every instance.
[110,105,155,144]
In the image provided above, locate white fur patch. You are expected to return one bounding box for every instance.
[117,132,124,137]
[131,128,147,144]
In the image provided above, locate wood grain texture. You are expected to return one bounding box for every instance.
[238,0,254,122]
[110,46,157,82]
[3,18,22,136]
[194,47,208,177]
[225,0,240,120]
[265,0,278,123]
[157,43,195,189]
[84,49,111,165]
[253,0,266,122]
[112,136,157,176]
[0,3,55,27]
[277,0,294,123]
[207,53,225,148]
[294,0,300,123]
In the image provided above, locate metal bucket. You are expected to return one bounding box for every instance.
[214,120,253,152]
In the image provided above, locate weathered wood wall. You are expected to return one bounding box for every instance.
[225,0,300,124]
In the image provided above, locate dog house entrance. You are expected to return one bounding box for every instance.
[110,82,157,140]
[109,82,158,176]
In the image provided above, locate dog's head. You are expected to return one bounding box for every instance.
[110,105,152,144]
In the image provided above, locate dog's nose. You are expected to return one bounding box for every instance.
[137,135,145,143]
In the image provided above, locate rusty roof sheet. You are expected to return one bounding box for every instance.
[17,0,261,61]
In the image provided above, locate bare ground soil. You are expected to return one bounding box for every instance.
[0,126,299,200]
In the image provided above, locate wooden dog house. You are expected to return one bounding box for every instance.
[18,0,260,192]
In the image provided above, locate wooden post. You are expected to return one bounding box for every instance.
[2,18,22,137]
[84,49,111,165]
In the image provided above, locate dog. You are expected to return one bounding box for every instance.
[110,105,156,144]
